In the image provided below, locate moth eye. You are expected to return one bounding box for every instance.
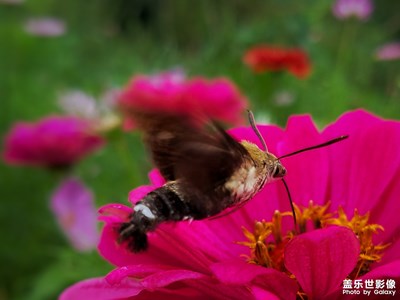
[273,165,286,178]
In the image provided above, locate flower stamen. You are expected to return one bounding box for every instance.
[324,207,390,278]
[240,201,390,297]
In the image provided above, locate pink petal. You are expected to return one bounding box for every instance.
[168,220,246,261]
[98,222,164,267]
[131,288,207,300]
[284,226,360,299]
[251,286,281,300]
[61,275,237,300]
[59,278,144,300]
[211,260,280,284]
[128,185,157,204]
[98,222,210,271]
[323,110,400,246]
[104,264,206,292]
[140,269,205,290]
[105,264,175,285]
[369,164,400,249]
[321,109,381,211]
[144,223,221,270]
[278,115,330,207]
[105,265,235,299]
[50,177,98,251]
[211,261,298,300]
[148,168,166,186]
[136,278,251,300]
[127,169,165,205]
[98,203,132,224]
[347,120,400,213]
[59,277,144,300]
[361,120,400,245]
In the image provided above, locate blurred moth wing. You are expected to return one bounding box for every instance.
[118,111,284,252]
[118,110,348,252]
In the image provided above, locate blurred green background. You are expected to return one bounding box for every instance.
[0,1,399,299]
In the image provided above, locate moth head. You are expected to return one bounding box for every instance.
[245,110,348,234]
[270,155,286,179]
[245,110,286,180]
[241,141,286,180]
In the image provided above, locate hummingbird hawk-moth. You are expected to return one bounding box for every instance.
[118,110,347,252]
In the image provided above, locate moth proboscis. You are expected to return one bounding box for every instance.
[118,110,348,252]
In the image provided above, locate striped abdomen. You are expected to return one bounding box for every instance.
[118,183,190,252]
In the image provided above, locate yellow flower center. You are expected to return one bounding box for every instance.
[324,206,390,278]
[239,201,389,298]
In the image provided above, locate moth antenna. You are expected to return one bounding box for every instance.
[278,135,348,160]
[247,110,268,152]
[281,178,298,232]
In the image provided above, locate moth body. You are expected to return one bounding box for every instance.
[118,134,286,252]
[116,111,348,252]
[119,182,190,252]
[225,141,286,203]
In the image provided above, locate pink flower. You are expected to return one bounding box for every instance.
[118,70,248,129]
[332,0,373,20]
[61,110,400,299]
[51,177,99,251]
[24,17,66,37]
[375,42,400,61]
[3,116,104,168]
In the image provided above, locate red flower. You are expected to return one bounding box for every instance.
[3,116,104,168]
[243,45,312,78]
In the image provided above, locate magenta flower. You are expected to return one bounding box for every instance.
[24,17,66,37]
[118,70,248,129]
[3,116,104,168]
[51,177,99,251]
[375,42,400,61]
[332,0,373,20]
[61,110,400,299]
